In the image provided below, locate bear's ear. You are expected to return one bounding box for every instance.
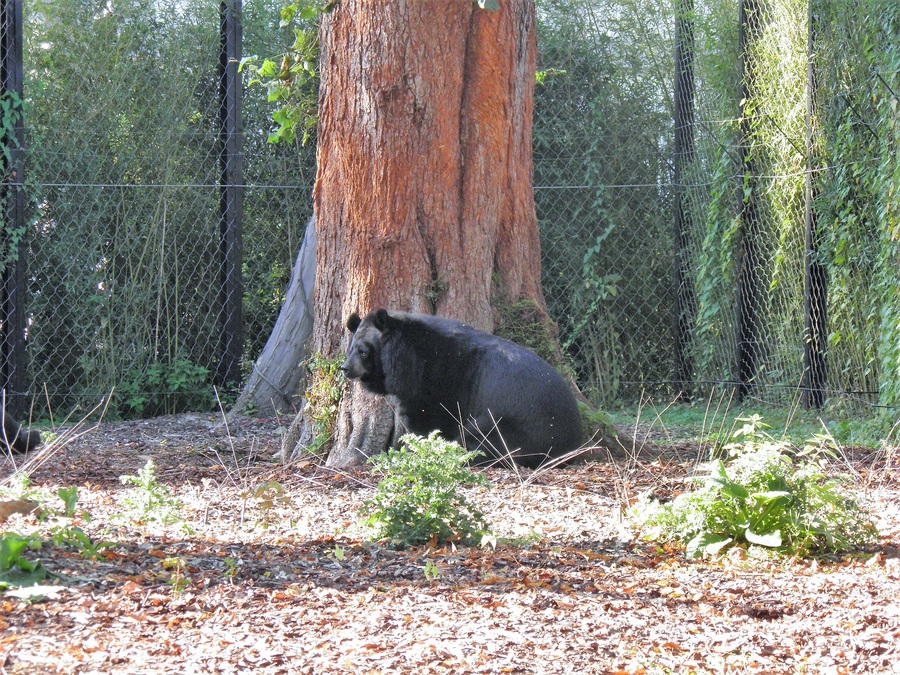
[346,313,361,333]
[372,308,391,332]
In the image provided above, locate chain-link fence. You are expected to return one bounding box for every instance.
[0,0,898,421]
[535,0,900,412]
[15,0,314,421]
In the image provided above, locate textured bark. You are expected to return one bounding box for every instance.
[304,1,551,467]
[230,216,315,419]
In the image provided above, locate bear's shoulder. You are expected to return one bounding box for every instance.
[389,312,503,347]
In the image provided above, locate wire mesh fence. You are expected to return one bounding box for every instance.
[16,0,314,421]
[535,0,899,413]
[0,0,897,422]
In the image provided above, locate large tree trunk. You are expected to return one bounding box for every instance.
[314,1,544,333]
[229,215,315,419]
[303,1,549,468]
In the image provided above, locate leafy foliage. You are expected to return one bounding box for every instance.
[241,480,291,529]
[118,355,215,418]
[815,0,900,409]
[632,415,879,558]
[302,353,346,454]
[534,0,675,405]
[0,532,47,589]
[361,433,491,548]
[0,91,31,271]
[240,1,330,145]
[117,459,186,528]
[24,0,314,418]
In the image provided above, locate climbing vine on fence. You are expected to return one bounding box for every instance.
[816,0,900,408]
[0,91,28,271]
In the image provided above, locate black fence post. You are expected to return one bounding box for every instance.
[734,0,763,403]
[0,0,25,419]
[802,0,827,408]
[673,0,696,401]
[218,0,243,388]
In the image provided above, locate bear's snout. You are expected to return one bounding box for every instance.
[340,356,365,381]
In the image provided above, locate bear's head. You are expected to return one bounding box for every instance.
[341,309,392,394]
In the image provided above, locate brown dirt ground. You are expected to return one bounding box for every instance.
[1,413,898,674]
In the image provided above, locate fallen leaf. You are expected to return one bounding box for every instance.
[0,499,40,523]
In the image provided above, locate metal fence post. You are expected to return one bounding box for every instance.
[734,0,763,402]
[673,0,696,401]
[0,0,25,418]
[218,0,243,388]
[802,0,827,408]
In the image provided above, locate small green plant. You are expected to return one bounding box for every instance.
[1,471,42,501]
[57,486,80,519]
[423,559,441,581]
[0,532,48,589]
[241,480,290,529]
[46,485,113,559]
[223,557,238,580]
[49,525,114,560]
[161,556,190,594]
[118,459,185,528]
[302,353,346,454]
[361,432,491,548]
[631,415,878,558]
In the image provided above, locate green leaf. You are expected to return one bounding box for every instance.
[297,6,323,20]
[477,0,500,11]
[257,59,279,78]
[745,528,782,548]
[705,475,750,501]
[751,490,791,502]
[57,486,79,518]
[686,532,732,558]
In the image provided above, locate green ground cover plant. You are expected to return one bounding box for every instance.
[361,432,491,548]
[631,415,879,558]
[117,459,186,529]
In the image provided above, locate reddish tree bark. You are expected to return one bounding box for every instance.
[291,1,558,466]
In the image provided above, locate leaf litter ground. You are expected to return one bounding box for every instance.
[1,413,899,674]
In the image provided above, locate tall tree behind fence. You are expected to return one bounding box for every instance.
[0,0,896,422]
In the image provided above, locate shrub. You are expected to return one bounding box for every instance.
[632,415,878,558]
[117,459,185,528]
[361,432,491,548]
[119,355,215,418]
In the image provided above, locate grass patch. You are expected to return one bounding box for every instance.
[608,395,894,450]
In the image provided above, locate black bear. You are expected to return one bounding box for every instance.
[1,408,41,454]
[342,309,583,468]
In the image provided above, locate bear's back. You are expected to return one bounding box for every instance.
[388,311,582,465]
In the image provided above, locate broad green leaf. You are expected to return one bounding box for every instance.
[686,532,732,558]
[258,59,279,78]
[707,476,750,500]
[745,528,782,548]
[751,490,792,502]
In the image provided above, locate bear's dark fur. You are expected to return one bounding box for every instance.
[342,309,583,468]
[1,409,41,454]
